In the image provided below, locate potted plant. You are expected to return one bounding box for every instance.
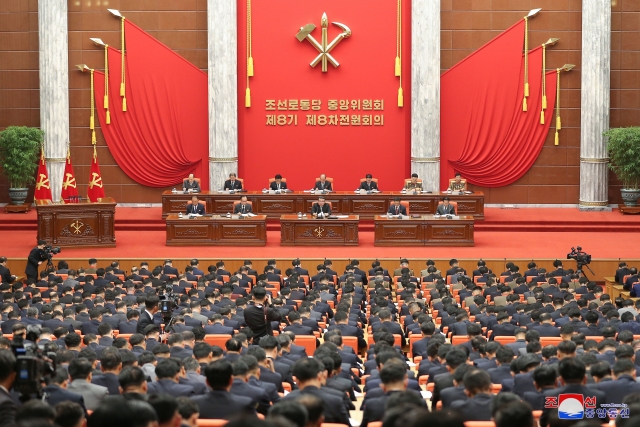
[605,126,640,207]
[0,126,44,205]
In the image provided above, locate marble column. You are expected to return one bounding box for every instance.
[207,0,238,190]
[411,0,440,192]
[579,0,611,210]
[38,0,69,202]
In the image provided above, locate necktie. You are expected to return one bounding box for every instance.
[241,205,245,213]
[396,206,399,214]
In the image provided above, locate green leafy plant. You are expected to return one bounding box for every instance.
[0,126,44,188]
[605,127,640,190]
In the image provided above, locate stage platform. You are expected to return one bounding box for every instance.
[0,206,637,261]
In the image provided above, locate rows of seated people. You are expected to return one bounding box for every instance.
[0,256,640,427]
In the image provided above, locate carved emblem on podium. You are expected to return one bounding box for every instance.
[314,227,325,238]
[70,219,84,234]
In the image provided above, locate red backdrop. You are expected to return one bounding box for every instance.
[237,0,412,191]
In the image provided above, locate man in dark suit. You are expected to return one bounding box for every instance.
[234,196,253,214]
[193,359,256,419]
[0,350,17,426]
[359,174,378,191]
[0,257,15,284]
[284,312,314,336]
[224,172,243,191]
[595,359,640,404]
[328,311,366,349]
[186,196,205,215]
[487,346,515,384]
[436,197,456,215]
[244,286,283,340]
[270,175,287,191]
[25,239,48,281]
[314,174,332,191]
[311,196,331,218]
[387,197,407,216]
[91,348,122,395]
[147,359,195,397]
[411,322,435,358]
[371,309,405,345]
[282,358,350,425]
[44,367,87,412]
[522,364,558,410]
[450,370,494,421]
[230,360,271,415]
[136,295,159,334]
[204,314,234,335]
[432,348,467,408]
[541,357,606,426]
[532,313,561,337]
[183,174,201,192]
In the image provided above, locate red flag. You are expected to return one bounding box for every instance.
[60,154,79,203]
[87,149,105,202]
[34,150,52,201]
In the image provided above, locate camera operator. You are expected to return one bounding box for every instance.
[25,240,48,282]
[0,257,16,284]
[244,286,283,340]
[0,349,17,427]
[137,295,160,334]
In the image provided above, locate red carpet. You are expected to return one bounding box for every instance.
[0,206,637,259]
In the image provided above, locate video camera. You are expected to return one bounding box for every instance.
[158,283,179,326]
[10,326,56,400]
[567,246,592,266]
[43,245,61,259]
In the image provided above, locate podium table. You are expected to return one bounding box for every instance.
[161,191,485,220]
[280,215,359,246]
[374,215,474,246]
[166,214,267,246]
[36,198,116,247]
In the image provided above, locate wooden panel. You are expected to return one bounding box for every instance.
[35,199,116,248]
[374,220,423,246]
[165,215,267,246]
[280,215,359,246]
[426,221,474,246]
[374,215,474,247]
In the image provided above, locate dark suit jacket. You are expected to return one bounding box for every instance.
[487,365,512,384]
[450,393,493,421]
[0,387,17,427]
[283,386,350,425]
[203,323,234,335]
[183,179,201,192]
[361,390,426,427]
[193,389,256,419]
[234,203,253,214]
[532,323,561,337]
[259,366,284,393]
[311,203,331,216]
[147,379,194,397]
[224,179,243,190]
[358,181,378,191]
[593,375,640,405]
[186,203,205,215]
[43,385,87,412]
[136,310,153,334]
[440,384,468,408]
[387,204,407,215]
[314,181,332,191]
[432,372,455,407]
[244,303,282,340]
[436,204,456,215]
[91,372,120,395]
[269,181,287,191]
[230,378,271,415]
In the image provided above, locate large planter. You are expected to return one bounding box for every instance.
[8,188,28,205]
[621,188,640,207]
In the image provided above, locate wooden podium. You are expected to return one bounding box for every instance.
[280,215,359,246]
[36,198,116,248]
[374,215,474,246]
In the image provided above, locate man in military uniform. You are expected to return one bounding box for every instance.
[404,173,422,191]
[448,173,466,191]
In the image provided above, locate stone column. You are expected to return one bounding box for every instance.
[207,0,238,190]
[38,0,69,202]
[579,0,611,210]
[411,0,440,192]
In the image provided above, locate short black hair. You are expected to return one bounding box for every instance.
[176,396,200,421]
[204,359,233,389]
[55,401,85,427]
[558,357,586,383]
[268,401,309,427]
[155,358,180,379]
[0,349,16,381]
[494,401,534,427]
[148,394,179,425]
[532,364,557,388]
[292,357,322,382]
[118,366,147,390]
[462,369,491,394]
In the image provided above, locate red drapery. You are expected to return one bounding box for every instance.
[93,21,208,189]
[440,20,557,189]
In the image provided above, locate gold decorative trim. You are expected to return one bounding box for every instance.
[208,157,238,162]
[580,157,609,164]
[411,157,440,162]
[45,157,67,163]
[579,200,608,207]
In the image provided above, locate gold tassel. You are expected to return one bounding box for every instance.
[556,116,561,131]
[248,57,254,77]
[522,97,528,112]
[120,83,125,97]
[90,116,94,130]
[104,96,108,109]
[122,97,127,112]
[395,57,401,76]
[91,130,96,144]
[540,111,545,124]
[524,83,529,97]
[398,87,404,107]
[555,131,559,146]
[542,95,547,110]
[245,87,251,108]
[106,110,111,124]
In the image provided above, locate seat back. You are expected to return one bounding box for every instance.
[388,201,410,215]
[316,177,334,183]
[233,201,253,208]
[404,178,423,186]
[186,201,205,207]
[342,336,358,352]
[540,337,563,347]
[204,334,233,348]
[493,336,516,345]
[268,177,287,183]
[449,178,467,190]
[197,420,228,427]
[295,335,317,355]
[451,336,468,346]
[360,178,379,183]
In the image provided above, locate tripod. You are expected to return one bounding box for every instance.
[576,262,595,280]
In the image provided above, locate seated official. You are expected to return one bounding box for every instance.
[234,196,253,215]
[404,173,422,191]
[449,172,467,191]
[224,173,243,191]
[183,174,201,192]
[359,174,378,191]
[186,196,205,215]
[270,174,287,191]
[388,197,407,216]
[436,197,456,215]
[311,196,331,218]
[314,174,332,191]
